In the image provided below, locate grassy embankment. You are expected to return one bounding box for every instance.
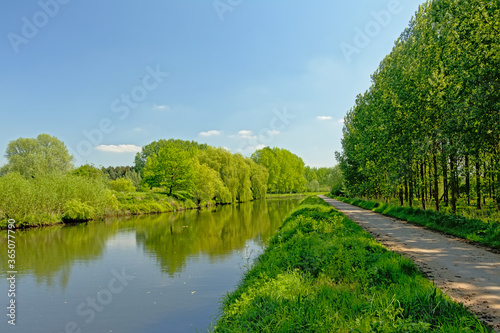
[0,172,201,229]
[329,195,500,250]
[0,170,320,229]
[211,196,492,332]
[266,192,326,199]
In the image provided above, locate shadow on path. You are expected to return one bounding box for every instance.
[319,195,500,331]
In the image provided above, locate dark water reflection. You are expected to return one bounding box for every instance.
[0,198,302,333]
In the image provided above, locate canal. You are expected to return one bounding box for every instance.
[0,198,302,333]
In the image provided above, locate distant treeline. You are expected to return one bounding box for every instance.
[132,139,339,202]
[0,134,339,226]
[337,0,500,213]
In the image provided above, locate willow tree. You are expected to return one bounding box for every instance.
[252,147,306,194]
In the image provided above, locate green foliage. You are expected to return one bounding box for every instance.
[0,172,117,226]
[3,134,73,178]
[192,159,224,204]
[101,166,142,190]
[62,199,95,221]
[305,165,344,192]
[306,180,319,192]
[196,146,263,203]
[247,159,269,199]
[109,178,136,193]
[135,139,207,174]
[73,164,103,179]
[252,147,307,194]
[142,143,195,195]
[0,133,321,226]
[337,0,500,214]
[101,165,136,180]
[131,139,316,203]
[212,196,491,332]
[114,190,212,215]
[124,169,142,190]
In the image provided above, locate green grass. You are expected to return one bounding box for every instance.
[0,173,199,228]
[331,195,500,250]
[115,191,198,215]
[266,192,327,199]
[210,196,491,332]
[0,174,318,229]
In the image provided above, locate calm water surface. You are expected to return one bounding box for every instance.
[0,198,302,333]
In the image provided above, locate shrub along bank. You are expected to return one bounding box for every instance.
[211,196,491,332]
[0,173,199,229]
[330,195,500,250]
[0,172,118,228]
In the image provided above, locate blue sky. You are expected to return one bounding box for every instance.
[1,0,423,168]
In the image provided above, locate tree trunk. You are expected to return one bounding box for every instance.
[433,153,439,211]
[409,172,414,208]
[420,161,426,210]
[476,158,481,210]
[465,154,470,206]
[497,172,500,211]
[491,156,496,203]
[399,186,404,206]
[488,158,493,200]
[428,159,433,201]
[450,155,457,214]
[404,177,409,205]
[443,156,449,207]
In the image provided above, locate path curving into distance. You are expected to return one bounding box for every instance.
[319,195,500,331]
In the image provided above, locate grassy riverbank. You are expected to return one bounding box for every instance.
[211,196,491,332]
[330,195,500,250]
[0,188,204,229]
[266,192,325,199]
[0,173,201,229]
[0,182,317,229]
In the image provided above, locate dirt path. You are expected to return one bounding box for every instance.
[319,195,500,331]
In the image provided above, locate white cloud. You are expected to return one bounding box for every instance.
[317,116,333,121]
[235,144,266,155]
[96,144,142,153]
[266,130,280,135]
[254,144,266,150]
[238,130,256,139]
[153,104,169,111]
[199,130,221,137]
[337,118,345,124]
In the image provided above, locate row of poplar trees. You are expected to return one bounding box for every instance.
[337,0,500,213]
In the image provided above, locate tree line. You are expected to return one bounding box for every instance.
[336,0,500,213]
[134,140,316,204]
[1,134,335,224]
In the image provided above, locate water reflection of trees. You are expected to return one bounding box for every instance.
[0,198,301,286]
[135,199,301,276]
[0,221,120,288]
